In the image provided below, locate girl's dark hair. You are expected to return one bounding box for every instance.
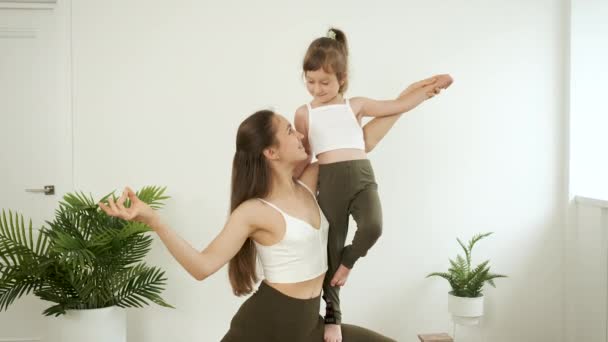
[303,27,349,93]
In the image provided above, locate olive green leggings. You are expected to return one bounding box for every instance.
[318,159,383,324]
[221,281,395,342]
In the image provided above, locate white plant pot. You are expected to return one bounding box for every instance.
[47,306,126,342]
[447,292,484,326]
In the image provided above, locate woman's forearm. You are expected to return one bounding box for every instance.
[363,113,403,152]
[149,218,208,281]
[394,84,435,113]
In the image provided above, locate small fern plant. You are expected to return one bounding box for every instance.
[426,232,506,298]
[0,186,174,316]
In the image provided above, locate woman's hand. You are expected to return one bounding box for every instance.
[98,187,159,227]
[324,324,342,342]
[403,75,438,95]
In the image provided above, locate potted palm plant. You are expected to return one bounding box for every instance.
[0,186,173,342]
[426,232,506,325]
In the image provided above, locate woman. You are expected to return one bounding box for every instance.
[99,78,444,341]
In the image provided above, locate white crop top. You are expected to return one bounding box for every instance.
[254,180,329,283]
[306,98,366,156]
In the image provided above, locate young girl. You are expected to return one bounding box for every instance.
[294,28,453,341]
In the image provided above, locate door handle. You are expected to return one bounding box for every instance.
[25,185,55,195]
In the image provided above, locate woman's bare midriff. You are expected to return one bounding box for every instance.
[316,148,367,165]
[265,273,325,299]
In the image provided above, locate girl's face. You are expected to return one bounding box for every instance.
[269,115,308,164]
[305,68,343,103]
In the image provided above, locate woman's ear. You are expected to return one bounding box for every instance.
[263,147,280,161]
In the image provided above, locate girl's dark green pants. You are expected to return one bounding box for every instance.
[318,159,383,325]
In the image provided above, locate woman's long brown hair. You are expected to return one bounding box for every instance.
[228,110,277,296]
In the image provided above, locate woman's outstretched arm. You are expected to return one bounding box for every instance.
[99,187,257,281]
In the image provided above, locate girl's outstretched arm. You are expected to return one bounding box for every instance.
[361,74,453,151]
[353,74,453,119]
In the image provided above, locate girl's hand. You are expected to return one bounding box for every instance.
[98,187,159,226]
[401,74,453,98]
[434,74,453,89]
[330,264,351,287]
[427,74,454,97]
[324,324,342,342]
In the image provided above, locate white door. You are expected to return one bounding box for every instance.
[0,1,72,340]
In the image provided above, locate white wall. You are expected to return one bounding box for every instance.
[565,1,608,341]
[569,197,608,342]
[67,0,568,341]
[569,0,608,200]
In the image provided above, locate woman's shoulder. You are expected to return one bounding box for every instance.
[232,199,271,224]
[229,199,280,235]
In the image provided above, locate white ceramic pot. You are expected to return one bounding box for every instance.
[47,306,126,342]
[447,292,484,326]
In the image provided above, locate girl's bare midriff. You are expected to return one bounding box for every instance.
[265,273,325,299]
[316,148,367,165]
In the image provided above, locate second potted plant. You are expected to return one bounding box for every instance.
[426,232,506,325]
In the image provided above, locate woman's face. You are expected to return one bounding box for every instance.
[271,115,308,164]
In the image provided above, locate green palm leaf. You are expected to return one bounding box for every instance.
[0,186,173,316]
[114,264,173,309]
[135,186,170,210]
